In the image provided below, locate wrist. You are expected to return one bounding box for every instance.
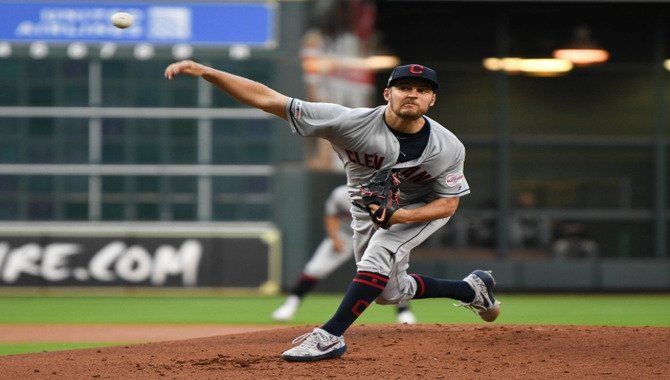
[201,66,215,79]
[391,208,409,224]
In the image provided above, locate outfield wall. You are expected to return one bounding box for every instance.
[0,221,667,293]
[274,168,670,293]
[312,255,670,293]
[0,222,281,293]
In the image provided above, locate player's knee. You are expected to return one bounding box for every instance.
[355,253,393,275]
[374,296,396,305]
[356,260,382,274]
[375,292,409,305]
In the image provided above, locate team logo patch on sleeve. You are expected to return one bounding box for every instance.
[446,172,464,187]
[293,100,303,119]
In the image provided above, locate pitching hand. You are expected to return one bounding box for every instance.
[164,60,207,79]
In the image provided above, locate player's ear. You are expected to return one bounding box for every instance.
[383,88,390,101]
[429,93,436,106]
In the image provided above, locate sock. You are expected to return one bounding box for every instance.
[289,274,318,298]
[410,274,475,303]
[321,272,387,337]
[396,303,410,314]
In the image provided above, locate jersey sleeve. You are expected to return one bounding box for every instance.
[433,140,471,197]
[285,98,351,138]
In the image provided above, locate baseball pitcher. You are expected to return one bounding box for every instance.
[164,61,501,362]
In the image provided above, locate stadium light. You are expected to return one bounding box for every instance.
[553,26,609,66]
[99,43,117,59]
[67,43,88,60]
[0,42,11,58]
[29,42,49,59]
[519,58,574,76]
[483,57,573,76]
[172,44,193,60]
[229,44,251,60]
[134,43,155,60]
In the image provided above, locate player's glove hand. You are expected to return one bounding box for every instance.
[360,169,400,229]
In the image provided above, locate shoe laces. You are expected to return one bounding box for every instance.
[291,329,327,347]
[454,299,501,315]
[454,301,485,314]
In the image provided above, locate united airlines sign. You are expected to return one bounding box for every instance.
[0,1,276,47]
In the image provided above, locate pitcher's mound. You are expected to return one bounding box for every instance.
[1,324,668,379]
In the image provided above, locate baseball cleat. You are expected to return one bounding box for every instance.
[396,310,417,324]
[459,270,501,322]
[281,328,347,362]
[272,295,300,321]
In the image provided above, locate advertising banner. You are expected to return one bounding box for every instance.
[0,223,281,290]
[0,1,276,46]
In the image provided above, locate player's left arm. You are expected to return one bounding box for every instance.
[388,137,469,224]
[371,150,467,226]
[388,196,460,225]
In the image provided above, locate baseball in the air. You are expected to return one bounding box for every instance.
[111,12,134,29]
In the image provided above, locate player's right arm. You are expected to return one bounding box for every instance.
[164,60,289,120]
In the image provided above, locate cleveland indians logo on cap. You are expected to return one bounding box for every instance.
[388,64,438,90]
[409,65,425,74]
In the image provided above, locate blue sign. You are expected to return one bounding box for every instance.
[0,1,276,47]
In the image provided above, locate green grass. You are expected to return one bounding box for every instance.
[0,292,668,356]
[1,293,669,326]
[0,343,120,356]
[491,294,670,326]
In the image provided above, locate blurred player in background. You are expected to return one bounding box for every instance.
[272,185,416,324]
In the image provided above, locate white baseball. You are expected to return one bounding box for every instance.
[111,12,134,29]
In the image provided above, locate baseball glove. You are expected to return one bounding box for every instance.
[360,169,400,229]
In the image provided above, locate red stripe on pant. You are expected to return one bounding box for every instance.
[410,274,426,298]
[353,271,388,291]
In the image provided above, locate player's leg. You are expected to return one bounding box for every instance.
[295,207,426,337]
[410,270,501,322]
[303,232,354,279]
[271,283,308,321]
[348,215,416,324]
[315,208,390,336]
[370,215,501,323]
[280,270,379,361]
[281,210,378,361]
[283,208,431,361]
[273,236,353,321]
[282,209,499,361]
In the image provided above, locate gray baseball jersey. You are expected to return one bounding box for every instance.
[286,99,470,204]
[285,99,470,304]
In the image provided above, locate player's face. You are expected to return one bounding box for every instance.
[384,80,436,120]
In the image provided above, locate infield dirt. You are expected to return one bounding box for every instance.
[1,324,668,379]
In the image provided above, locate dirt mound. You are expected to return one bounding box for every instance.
[1,324,668,379]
